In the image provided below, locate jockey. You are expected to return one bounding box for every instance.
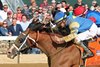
[52,11,99,59]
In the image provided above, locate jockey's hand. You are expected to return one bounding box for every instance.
[51,35,65,44]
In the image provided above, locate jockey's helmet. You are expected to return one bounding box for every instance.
[54,11,67,24]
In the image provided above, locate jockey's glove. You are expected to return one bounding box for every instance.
[62,33,77,42]
[62,22,80,42]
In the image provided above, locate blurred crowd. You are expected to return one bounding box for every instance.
[0,0,99,36]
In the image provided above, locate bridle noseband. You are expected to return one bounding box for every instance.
[12,31,39,52]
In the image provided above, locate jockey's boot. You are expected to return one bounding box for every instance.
[79,41,94,59]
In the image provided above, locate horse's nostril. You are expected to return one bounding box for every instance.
[8,52,11,54]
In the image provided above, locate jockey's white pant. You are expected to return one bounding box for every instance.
[75,23,98,43]
[97,27,100,35]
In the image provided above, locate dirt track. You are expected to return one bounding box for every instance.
[0,54,48,67]
[0,54,47,64]
[0,64,48,67]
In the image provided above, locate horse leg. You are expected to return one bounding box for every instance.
[48,57,51,67]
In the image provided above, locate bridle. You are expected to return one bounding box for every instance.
[12,31,39,52]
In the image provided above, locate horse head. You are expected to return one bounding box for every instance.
[7,30,30,59]
[7,19,44,59]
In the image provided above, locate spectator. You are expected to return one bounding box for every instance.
[13,13,17,19]
[22,4,30,18]
[95,6,100,12]
[20,14,31,31]
[51,0,56,8]
[16,7,23,21]
[30,0,35,3]
[0,4,9,22]
[74,5,85,16]
[40,0,48,8]
[33,10,39,19]
[90,0,98,11]
[61,0,69,11]
[52,2,61,17]
[29,0,38,10]
[38,7,43,22]
[42,7,48,15]
[4,11,12,26]
[74,0,85,9]
[42,8,48,23]
[56,2,66,13]
[0,21,9,36]
[48,5,53,14]
[84,4,90,15]
[43,13,53,24]
[53,2,67,17]
[74,0,85,16]
[51,0,56,17]
[8,17,23,36]
[56,2,62,11]
[68,6,73,16]
[12,13,20,24]
[29,7,37,19]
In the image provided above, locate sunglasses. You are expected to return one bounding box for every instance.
[12,18,17,20]
[4,7,8,9]
[39,9,42,10]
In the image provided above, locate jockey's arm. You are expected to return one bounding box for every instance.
[62,22,80,42]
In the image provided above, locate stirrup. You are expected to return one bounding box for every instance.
[82,53,94,59]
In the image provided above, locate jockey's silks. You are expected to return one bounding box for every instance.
[66,15,93,33]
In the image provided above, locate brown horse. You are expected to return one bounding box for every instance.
[7,27,83,67]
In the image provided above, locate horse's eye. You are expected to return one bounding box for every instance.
[19,38,24,43]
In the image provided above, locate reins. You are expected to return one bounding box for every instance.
[49,34,68,58]
[35,31,39,42]
[35,31,68,58]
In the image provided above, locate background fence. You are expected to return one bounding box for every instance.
[5,0,24,13]
[0,36,46,64]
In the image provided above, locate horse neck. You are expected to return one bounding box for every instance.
[29,31,59,57]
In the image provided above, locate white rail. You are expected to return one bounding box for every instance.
[0,36,17,40]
